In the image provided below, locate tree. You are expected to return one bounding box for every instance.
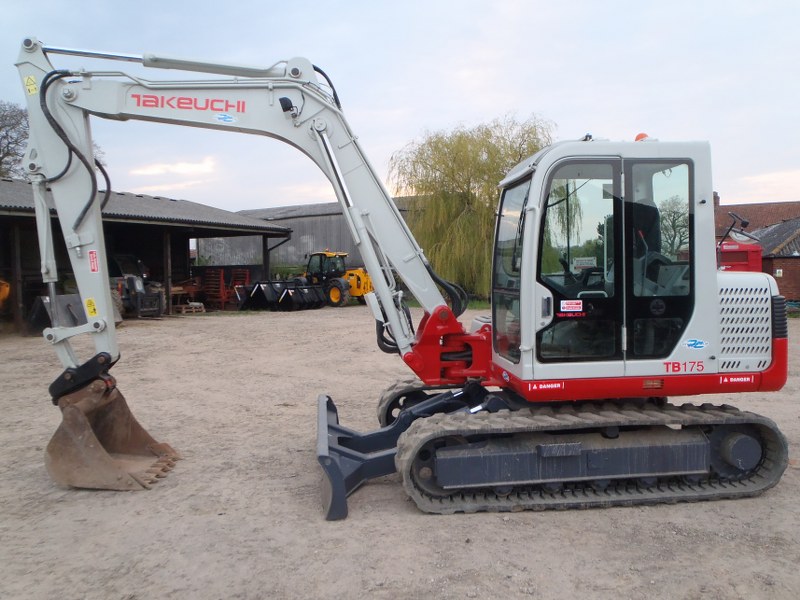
[0,100,29,179]
[539,179,585,273]
[390,114,553,298]
[658,195,690,257]
[0,100,106,179]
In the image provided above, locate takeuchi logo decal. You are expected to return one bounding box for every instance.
[682,338,709,350]
[131,94,246,113]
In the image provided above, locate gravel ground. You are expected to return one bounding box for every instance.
[1,307,798,600]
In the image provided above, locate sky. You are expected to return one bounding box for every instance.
[1,0,798,212]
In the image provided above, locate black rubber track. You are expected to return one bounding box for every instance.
[395,401,788,515]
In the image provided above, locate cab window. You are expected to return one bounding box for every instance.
[492,178,530,363]
[627,161,693,358]
[536,161,621,362]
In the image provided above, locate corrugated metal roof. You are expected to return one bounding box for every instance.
[0,178,291,236]
[238,197,414,221]
[752,217,800,257]
[240,202,344,221]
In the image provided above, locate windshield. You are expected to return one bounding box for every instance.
[326,256,346,273]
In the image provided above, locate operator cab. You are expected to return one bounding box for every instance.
[306,252,347,282]
[492,141,698,382]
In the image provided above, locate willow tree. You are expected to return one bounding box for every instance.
[390,115,553,299]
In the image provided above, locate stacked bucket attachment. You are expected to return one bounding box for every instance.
[240,281,326,311]
[46,360,179,490]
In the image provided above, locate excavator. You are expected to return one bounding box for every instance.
[16,38,789,520]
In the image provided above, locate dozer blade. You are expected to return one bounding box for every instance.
[317,396,398,520]
[45,379,180,491]
[316,390,472,519]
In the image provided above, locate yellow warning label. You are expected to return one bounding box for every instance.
[24,75,38,95]
[85,298,98,317]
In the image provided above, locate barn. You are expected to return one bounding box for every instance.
[0,178,290,330]
[197,199,411,273]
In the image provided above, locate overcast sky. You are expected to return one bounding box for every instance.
[2,0,798,211]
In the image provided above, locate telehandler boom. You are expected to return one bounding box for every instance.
[17,38,788,519]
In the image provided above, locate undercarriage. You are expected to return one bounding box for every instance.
[396,400,787,514]
[319,382,788,519]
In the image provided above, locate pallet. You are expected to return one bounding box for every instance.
[174,302,205,314]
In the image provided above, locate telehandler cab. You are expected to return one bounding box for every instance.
[16,38,788,520]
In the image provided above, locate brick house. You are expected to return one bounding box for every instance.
[715,198,800,301]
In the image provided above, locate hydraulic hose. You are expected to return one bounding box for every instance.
[39,70,100,232]
[426,264,469,317]
[96,159,111,210]
[376,320,398,354]
[38,71,73,182]
[312,65,342,109]
[375,302,415,355]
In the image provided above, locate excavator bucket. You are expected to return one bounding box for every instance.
[45,379,179,490]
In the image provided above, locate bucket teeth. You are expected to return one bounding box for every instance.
[128,472,153,490]
[146,465,171,477]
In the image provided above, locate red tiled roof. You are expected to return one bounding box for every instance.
[715,200,800,235]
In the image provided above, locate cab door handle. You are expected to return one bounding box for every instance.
[541,296,552,318]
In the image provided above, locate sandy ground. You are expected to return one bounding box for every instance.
[0,306,798,600]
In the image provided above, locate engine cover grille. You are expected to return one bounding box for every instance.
[718,281,772,372]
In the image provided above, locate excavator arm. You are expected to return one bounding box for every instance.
[17,37,466,371]
[16,38,489,502]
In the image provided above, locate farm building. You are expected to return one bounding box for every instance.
[0,178,290,330]
[756,216,800,300]
[197,199,411,273]
[715,198,800,300]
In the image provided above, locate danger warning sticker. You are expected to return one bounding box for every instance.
[89,250,99,273]
[719,375,754,385]
[560,299,583,312]
[528,381,565,392]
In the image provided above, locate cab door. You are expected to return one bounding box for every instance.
[533,159,625,380]
[623,160,695,371]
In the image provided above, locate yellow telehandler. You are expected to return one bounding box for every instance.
[299,251,373,307]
